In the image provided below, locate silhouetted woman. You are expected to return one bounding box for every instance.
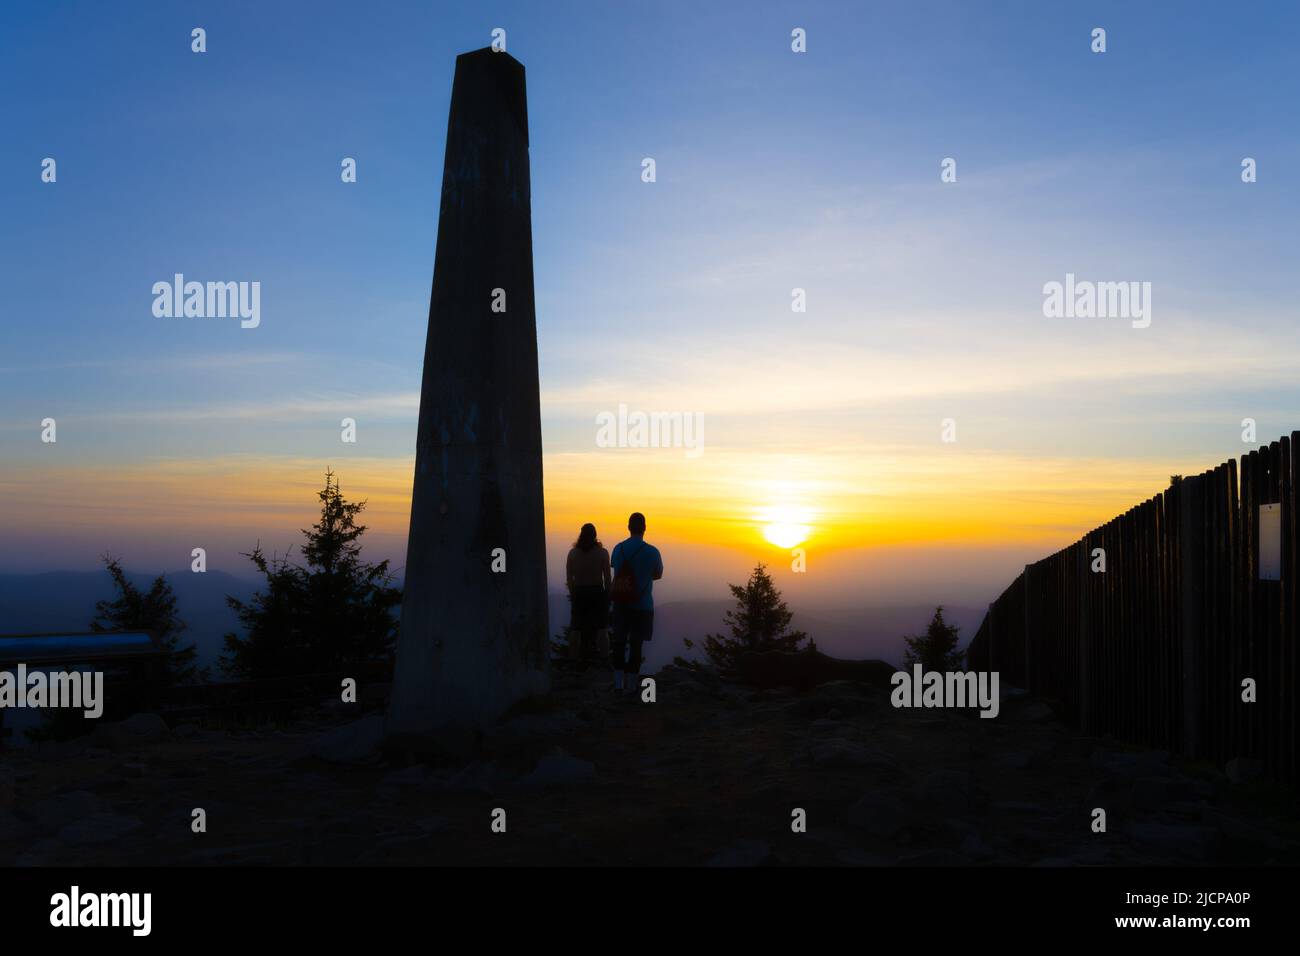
[566,523,611,668]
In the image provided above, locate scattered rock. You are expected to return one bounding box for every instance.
[487,711,584,745]
[1207,811,1290,856]
[898,848,969,866]
[810,718,843,733]
[661,715,689,734]
[35,791,103,833]
[990,800,1044,814]
[1163,800,1211,820]
[961,833,995,860]
[782,697,838,719]
[1063,845,1111,865]
[845,793,910,840]
[1092,748,1172,776]
[0,809,31,841]
[56,813,143,845]
[1130,776,1175,809]
[914,769,987,813]
[835,847,895,866]
[661,665,720,690]
[1225,757,1263,785]
[706,839,771,867]
[1125,822,1219,861]
[812,680,883,715]
[809,740,898,773]
[994,749,1044,771]
[89,713,169,751]
[517,749,596,790]
[377,764,433,792]
[14,838,62,867]
[310,716,383,764]
[1016,701,1056,723]
[436,761,504,795]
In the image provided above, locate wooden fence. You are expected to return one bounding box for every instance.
[965,432,1298,782]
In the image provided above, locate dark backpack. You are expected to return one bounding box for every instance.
[610,542,645,605]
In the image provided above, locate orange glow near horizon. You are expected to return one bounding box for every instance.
[1,446,1198,582]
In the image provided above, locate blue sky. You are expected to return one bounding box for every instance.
[2,1,1299,600]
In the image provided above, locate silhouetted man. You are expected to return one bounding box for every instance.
[609,512,663,693]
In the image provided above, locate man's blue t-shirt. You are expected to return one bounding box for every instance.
[611,537,663,612]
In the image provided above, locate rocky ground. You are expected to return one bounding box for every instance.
[2,664,1298,866]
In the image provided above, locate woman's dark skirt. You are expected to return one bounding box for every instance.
[570,584,609,632]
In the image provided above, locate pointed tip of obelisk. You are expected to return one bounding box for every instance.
[457,46,525,70]
[451,47,529,146]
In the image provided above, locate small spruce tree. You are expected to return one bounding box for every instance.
[901,605,963,671]
[222,470,401,679]
[91,556,203,684]
[685,563,808,674]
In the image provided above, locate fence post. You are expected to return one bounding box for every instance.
[1078,542,1090,734]
[1023,565,1033,692]
[987,603,996,673]
[1179,474,1204,758]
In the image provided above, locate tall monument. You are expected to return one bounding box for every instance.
[386,48,549,751]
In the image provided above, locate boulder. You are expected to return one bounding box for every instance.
[809,740,898,773]
[994,749,1045,771]
[434,761,504,795]
[1225,757,1263,785]
[1015,701,1056,723]
[89,713,169,750]
[516,749,596,790]
[914,769,987,813]
[486,711,584,746]
[310,715,383,764]
[733,650,896,691]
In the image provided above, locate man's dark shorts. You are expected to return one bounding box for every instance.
[611,606,654,672]
[612,606,654,643]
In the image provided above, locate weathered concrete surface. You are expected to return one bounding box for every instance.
[386,48,549,750]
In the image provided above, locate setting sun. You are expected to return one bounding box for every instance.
[758,505,813,549]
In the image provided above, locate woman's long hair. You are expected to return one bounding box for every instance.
[573,523,600,552]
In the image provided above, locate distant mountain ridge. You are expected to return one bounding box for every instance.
[0,571,981,679]
[0,569,257,671]
[546,592,983,672]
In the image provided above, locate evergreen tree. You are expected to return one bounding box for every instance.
[685,563,808,673]
[91,556,203,685]
[222,471,401,679]
[901,605,963,671]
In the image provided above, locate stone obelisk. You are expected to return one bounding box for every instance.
[386,48,549,752]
